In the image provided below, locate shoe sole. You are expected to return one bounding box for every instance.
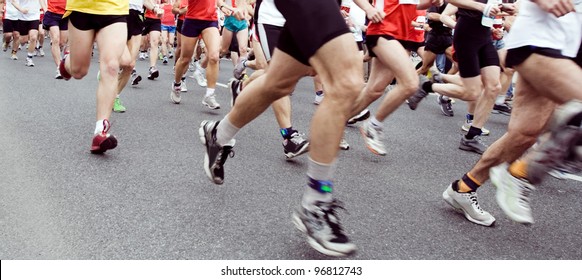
[90,136,118,154]
[202,101,220,110]
[132,76,142,86]
[458,144,485,155]
[359,127,386,156]
[292,211,355,257]
[347,110,370,125]
[171,91,181,104]
[148,71,159,80]
[113,108,126,113]
[461,126,490,136]
[490,165,534,224]
[442,188,495,227]
[285,142,310,160]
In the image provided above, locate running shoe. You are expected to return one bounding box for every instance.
[180,80,188,92]
[112,97,126,113]
[171,82,182,104]
[406,75,429,110]
[461,120,490,136]
[493,102,512,115]
[228,78,241,107]
[55,68,63,79]
[192,69,207,87]
[131,72,142,86]
[490,163,535,224]
[527,100,582,184]
[314,92,324,105]
[148,66,159,80]
[442,183,495,226]
[25,57,34,67]
[459,136,488,154]
[292,199,357,257]
[202,94,221,110]
[437,94,454,117]
[10,52,18,60]
[59,55,71,80]
[339,138,350,150]
[283,132,309,159]
[233,58,247,80]
[199,120,235,185]
[90,119,118,154]
[347,109,370,125]
[360,121,386,155]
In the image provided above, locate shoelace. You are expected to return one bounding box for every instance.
[467,192,485,213]
[216,146,235,167]
[290,133,307,145]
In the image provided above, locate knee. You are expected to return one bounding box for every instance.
[325,78,364,112]
[400,75,420,97]
[484,81,502,96]
[207,51,219,64]
[71,66,89,79]
[101,58,121,77]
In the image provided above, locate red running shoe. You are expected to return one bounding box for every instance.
[91,119,117,154]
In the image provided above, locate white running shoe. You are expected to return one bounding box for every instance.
[202,94,220,109]
[442,184,496,226]
[192,69,207,87]
[171,83,182,104]
[359,121,386,156]
[490,163,535,224]
[25,57,35,67]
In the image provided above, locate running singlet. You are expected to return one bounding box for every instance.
[257,0,285,27]
[408,9,426,43]
[48,0,67,15]
[505,0,582,58]
[4,1,20,20]
[145,0,162,19]
[162,3,176,25]
[185,0,217,21]
[178,0,188,20]
[427,3,451,35]
[18,0,41,21]
[366,0,419,40]
[457,0,487,19]
[129,0,145,13]
[66,0,129,15]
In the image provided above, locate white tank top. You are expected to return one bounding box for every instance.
[258,0,285,27]
[17,0,41,21]
[129,0,145,12]
[505,0,582,58]
[4,1,20,20]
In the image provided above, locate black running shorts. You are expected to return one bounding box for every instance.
[453,16,500,78]
[69,11,127,32]
[2,19,19,33]
[506,44,582,68]
[127,9,145,40]
[274,0,350,66]
[142,17,161,35]
[43,11,69,31]
[425,33,452,55]
[17,20,40,35]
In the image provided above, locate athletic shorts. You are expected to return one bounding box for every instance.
[181,19,218,38]
[69,11,127,32]
[229,32,239,53]
[223,15,248,32]
[142,17,161,35]
[356,41,364,52]
[176,19,184,34]
[425,33,452,55]
[506,45,582,68]
[275,0,350,66]
[17,20,40,34]
[256,23,282,61]
[2,19,19,33]
[42,11,68,30]
[162,24,176,33]
[365,34,396,57]
[127,9,145,40]
[400,40,424,52]
[453,16,500,78]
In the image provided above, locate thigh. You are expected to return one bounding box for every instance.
[201,26,221,55]
[373,37,418,86]
[508,75,556,136]
[96,22,128,62]
[67,21,96,71]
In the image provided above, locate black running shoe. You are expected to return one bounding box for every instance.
[283,132,309,159]
[347,109,370,125]
[198,120,235,185]
[228,78,241,107]
[493,103,512,115]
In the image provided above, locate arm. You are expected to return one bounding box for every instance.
[145,0,157,11]
[39,0,47,13]
[440,3,458,29]
[10,0,28,14]
[353,0,385,23]
[426,11,442,21]
[418,0,443,10]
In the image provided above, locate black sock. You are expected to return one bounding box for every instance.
[466,114,474,121]
[422,81,433,93]
[280,127,296,140]
[466,126,482,140]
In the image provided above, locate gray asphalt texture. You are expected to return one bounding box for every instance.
[1,47,581,260]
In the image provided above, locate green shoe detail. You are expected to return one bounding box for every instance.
[113,97,126,113]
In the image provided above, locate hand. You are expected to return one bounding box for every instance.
[486,4,501,17]
[232,8,246,20]
[534,0,574,17]
[500,3,517,15]
[365,7,385,23]
[424,24,432,32]
[21,8,29,14]
[221,7,232,16]
[340,9,349,18]
[492,28,503,38]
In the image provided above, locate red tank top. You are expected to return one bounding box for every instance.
[367,0,418,41]
[185,0,217,21]
[161,3,175,25]
[48,0,67,15]
[178,0,188,20]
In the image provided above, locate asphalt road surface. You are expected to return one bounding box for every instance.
[1,47,581,260]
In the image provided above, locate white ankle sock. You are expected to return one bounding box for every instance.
[216,115,239,146]
[205,88,215,97]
